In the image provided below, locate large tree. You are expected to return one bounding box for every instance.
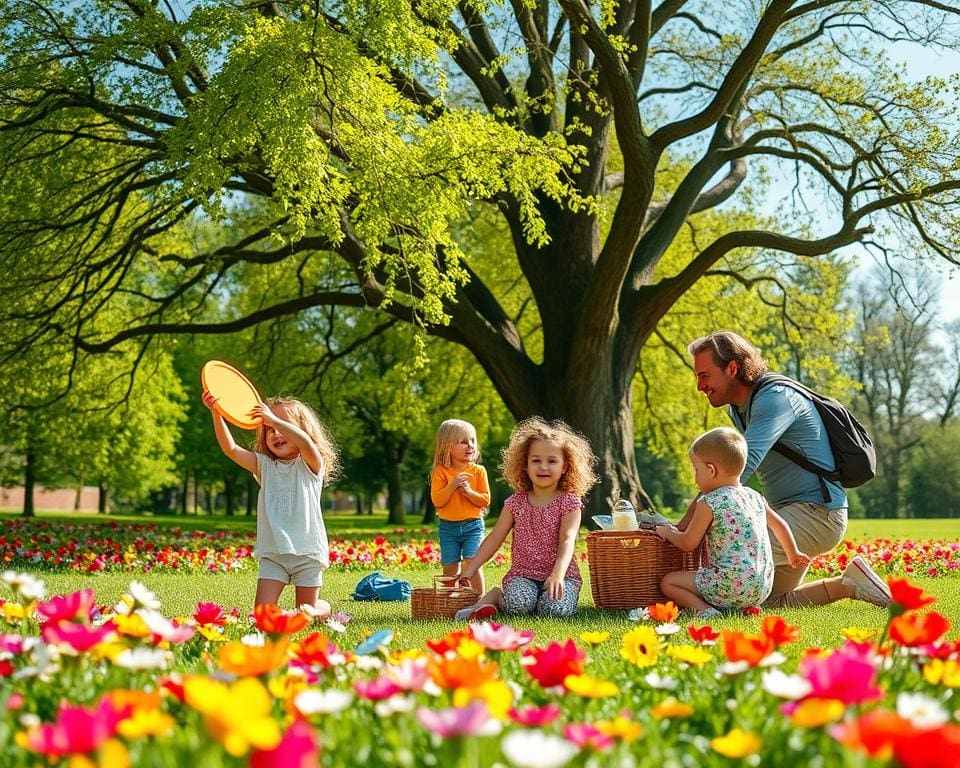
[2,1,959,516]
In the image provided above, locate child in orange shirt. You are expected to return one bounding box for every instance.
[431,419,491,593]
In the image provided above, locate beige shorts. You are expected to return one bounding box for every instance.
[258,554,325,587]
[765,502,846,605]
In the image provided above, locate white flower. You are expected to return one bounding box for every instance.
[324,617,347,634]
[2,571,45,601]
[627,607,650,621]
[241,632,265,647]
[127,581,161,611]
[897,692,949,729]
[114,647,168,670]
[761,669,812,700]
[644,672,678,690]
[501,731,578,768]
[374,694,417,717]
[354,655,383,671]
[718,661,751,676]
[655,622,681,636]
[758,651,786,668]
[294,688,354,715]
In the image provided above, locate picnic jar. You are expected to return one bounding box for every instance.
[611,499,639,531]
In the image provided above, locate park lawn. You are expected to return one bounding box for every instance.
[6,509,957,655]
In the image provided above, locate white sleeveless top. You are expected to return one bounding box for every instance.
[255,453,328,565]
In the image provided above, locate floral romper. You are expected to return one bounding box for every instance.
[695,485,774,608]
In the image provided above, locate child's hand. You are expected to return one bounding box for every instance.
[250,402,278,427]
[790,551,812,568]
[544,575,564,602]
[201,389,218,412]
[455,472,471,490]
[655,524,675,541]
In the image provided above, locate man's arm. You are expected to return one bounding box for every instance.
[740,387,800,481]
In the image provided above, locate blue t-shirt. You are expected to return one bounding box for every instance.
[729,384,847,510]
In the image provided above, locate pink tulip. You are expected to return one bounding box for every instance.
[469,622,535,652]
[250,719,319,768]
[36,589,96,625]
[384,658,431,692]
[797,642,883,705]
[21,699,126,757]
[416,702,492,737]
[353,676,404,701]
[508,703,563,726]
[564,723,614,750]
[41,620,116,652]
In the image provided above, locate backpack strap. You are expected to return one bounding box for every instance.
[749,374,836,504]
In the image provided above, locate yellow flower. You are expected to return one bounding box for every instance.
[651,697,694,719]
[113,614,151,639]
[710,728,762,758]
[389,648,427,662]
[790,698,845,728]
[91,640,128,662]
[196,624,226,642]
[840,626,878,644]
[924,658,960,688]
[268,673,309,702]
[667,644,713,667]
[620,625,660,668]
[579,631,610,645]
[117,709,176,738]
[455,637,485,661]
[184,677,281,756]
[2,602,25,622]
[563,674,619,698]
[66,739,130,768]
[452,679,513,719]
[595,716,643,742]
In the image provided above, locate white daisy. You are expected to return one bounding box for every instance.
[644,672,678,690]
[500,731,578,768]
[896,692,949,729]
[655,622,681,636]
[761,669,812,700]
[127,581,161,610]
[114,647,169,670]
[294,688,354,715]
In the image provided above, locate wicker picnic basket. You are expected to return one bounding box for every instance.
[411,576,481,619]
[586,528,704,609]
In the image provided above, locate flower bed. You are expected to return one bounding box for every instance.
[0,574,957,767]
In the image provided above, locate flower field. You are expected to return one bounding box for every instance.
[1,571,959,767]
[1,517,956,579]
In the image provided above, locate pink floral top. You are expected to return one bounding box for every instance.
[503,491,582,585]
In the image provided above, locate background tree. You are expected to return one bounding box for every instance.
[2,1,959,518]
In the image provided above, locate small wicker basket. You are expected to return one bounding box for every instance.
[586,528,704,609]
[411,576,481,620]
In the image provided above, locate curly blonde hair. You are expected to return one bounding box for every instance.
[255,397,341,481]
[500,417,598,498]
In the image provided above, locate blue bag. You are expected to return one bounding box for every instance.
[353,571,412,602]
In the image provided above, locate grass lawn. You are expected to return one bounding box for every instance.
[4,509,958,654]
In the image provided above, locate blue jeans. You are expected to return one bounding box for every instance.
[437,518,484,565]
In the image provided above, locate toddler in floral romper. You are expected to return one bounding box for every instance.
[656,427,810,619]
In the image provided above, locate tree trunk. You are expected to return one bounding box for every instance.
[181,472,189,515]
[98,484,108,514]
[74,485,82,511]
[22,449,36,518]
[355,494,364,515]
[385,460,405,525]
[246,474,256,516]
[224,474,235,516]
[421,483,436,525]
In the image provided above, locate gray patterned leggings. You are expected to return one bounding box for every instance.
[502,577,581,617]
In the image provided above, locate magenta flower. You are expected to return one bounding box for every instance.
[20,699,125,757]
[416,702,492,737]
[469,622,536,652]
[353,676,404,701]
[797,642,883,705]
[508,703,563,726]
[521,639,586,689]
[250,719,319,768]
[193,602,227,627]
[0,633,24,654]
[563,723,614,751]
[41,620,116,652]
[36,589,96,625]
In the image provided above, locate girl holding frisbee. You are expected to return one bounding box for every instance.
[202,390,340,615]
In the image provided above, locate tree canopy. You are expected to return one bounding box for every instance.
[2,0,959,514]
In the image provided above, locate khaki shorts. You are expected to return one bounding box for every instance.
[765,502,846,604]
[258,554,325,587]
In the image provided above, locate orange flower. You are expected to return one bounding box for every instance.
[426,629,472,656]
[217,638,290,677]
[830,710,914,758]
[889,611,951,647]
[721,631,774,666]
[427,654,499,690]
[648,602,679,623]
[291,632,338,668]
[887,578,936,613]
[253,605,308,636]
[761,616,799,647]
[104,689,162,715]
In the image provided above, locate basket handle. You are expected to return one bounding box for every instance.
[433,575,480,597]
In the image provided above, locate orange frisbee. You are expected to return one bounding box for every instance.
[201,360,263,430]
